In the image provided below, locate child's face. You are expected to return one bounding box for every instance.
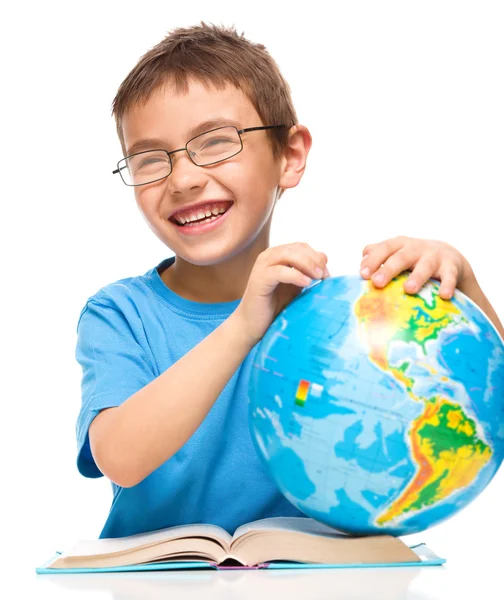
[121,79,286,266]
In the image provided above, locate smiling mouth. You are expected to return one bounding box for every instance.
[169,202,233,227]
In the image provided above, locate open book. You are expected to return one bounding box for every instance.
[44,517,424,570]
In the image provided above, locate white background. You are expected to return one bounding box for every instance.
[1,1,503,596]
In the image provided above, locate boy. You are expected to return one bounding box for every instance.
[75,23,504,539]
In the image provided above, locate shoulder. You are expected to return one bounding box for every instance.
[76,266,159,329]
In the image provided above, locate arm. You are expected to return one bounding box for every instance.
[89,243,330,488]
[458,273,504,341]
[89,312,256,488]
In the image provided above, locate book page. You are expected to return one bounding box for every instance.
[232,516,349,544]
[60,523,232,559]
[229,518,419,567]
[49,537,230,569]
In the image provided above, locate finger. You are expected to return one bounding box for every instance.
[437,263,459,300]
[270,243,328,280]
[360,237,407,280]
[403,253,440,294]
[269,265,314,289]
[368,247,417,288]
[361,242,377,259]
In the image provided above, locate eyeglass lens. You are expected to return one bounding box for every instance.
[119,126,242,186]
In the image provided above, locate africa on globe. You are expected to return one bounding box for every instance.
[248,273,504,535]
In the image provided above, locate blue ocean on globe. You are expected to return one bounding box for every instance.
[248,273,504,535]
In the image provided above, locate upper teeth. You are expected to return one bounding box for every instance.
[174,204,229,224]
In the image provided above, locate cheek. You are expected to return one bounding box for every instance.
[209,161,254,194]
[225,155,279,192]
[134,186,163,215]
[254,151,282,186]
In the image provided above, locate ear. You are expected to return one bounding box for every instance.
[278,125,313,191]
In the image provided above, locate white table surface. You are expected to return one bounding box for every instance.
[11,556,498,600]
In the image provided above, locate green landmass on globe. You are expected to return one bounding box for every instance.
[355,275,492,525]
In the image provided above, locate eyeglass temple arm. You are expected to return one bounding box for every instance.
[112,165,129,175]
[238,125,286,134]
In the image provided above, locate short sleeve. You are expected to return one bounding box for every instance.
[75,299,157,478]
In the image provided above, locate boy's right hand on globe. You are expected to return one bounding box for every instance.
[234,243,329,346]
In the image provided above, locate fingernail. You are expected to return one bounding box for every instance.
[373,273,384,285]
[360,267,370,278]
[324,267,330,278]
[315,267,323,278]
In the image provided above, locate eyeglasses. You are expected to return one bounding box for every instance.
[112,125,286,186]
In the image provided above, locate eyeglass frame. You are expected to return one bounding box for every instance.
[112,124,287,186]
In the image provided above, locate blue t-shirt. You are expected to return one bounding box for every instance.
[75,256,304,538]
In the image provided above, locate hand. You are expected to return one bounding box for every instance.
[359,236,474,300]
[234,242,329,346]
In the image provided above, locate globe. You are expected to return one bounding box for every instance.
[248,272,504,535]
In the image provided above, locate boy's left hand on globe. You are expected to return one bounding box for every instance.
[359,236,475,300]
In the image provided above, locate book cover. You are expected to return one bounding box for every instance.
[36,543,445,573]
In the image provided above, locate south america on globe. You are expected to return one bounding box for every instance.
[248,272,504,535]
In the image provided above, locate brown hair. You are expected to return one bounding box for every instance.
[111,22,298,160]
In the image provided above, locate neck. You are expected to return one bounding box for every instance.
[162,227,271,304]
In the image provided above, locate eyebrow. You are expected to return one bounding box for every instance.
[125,117,242,156]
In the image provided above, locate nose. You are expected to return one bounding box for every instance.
[167,150,208,194]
